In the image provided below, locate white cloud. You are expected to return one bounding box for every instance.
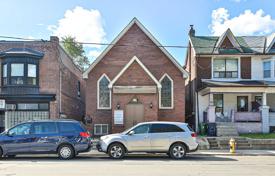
[210,8,275,35]
[48,6,106,48]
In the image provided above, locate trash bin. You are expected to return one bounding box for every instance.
[199,123,207,135]
[207,123,216,136]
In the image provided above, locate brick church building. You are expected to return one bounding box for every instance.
[84,18,188,135]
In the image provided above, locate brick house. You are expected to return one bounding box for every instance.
[0,36,85,131]
[83,18,188,135]
[185,26,275,135]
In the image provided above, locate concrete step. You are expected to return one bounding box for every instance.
[216,122,239,137]
[237,146,253,149]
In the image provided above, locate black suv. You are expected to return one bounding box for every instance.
[0,119,91,159]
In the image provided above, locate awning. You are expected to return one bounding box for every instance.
[0,93,56,102]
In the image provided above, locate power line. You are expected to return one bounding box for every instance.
[0,35,270,49]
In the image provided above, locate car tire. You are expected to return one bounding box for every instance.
[108,143,125,159]
[169,143,186,160]
[0,148,3,159]
[58,144,75,160]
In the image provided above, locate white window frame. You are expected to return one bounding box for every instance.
[97,74,111,110]
[211,57,240,81]
[94,124,109,135]
[263,60,272,78]
[159,73,174,109]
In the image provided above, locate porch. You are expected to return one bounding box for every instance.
[198,86,275,134]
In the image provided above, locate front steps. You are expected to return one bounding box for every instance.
[216,122,239,136]
[207,137,252,150]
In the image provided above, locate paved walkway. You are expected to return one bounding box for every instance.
[85,149,275,157]
[196,150,275,156]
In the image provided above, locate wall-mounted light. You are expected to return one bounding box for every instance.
[150,102,153,109]
[116,103,120,109]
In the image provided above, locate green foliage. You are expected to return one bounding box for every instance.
[61,36,90,72]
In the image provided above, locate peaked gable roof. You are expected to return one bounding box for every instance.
[109,56,161,89]
[83,18,188,79]
[190,36,266,55]
[266,33,275,53]
[213,28,243,54]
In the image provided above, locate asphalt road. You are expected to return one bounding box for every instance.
[0,153,275,176]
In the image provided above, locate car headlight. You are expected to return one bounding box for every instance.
[100,136,109,140]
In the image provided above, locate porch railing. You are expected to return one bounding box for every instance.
[233,111,261,122]
[269,112,275,126]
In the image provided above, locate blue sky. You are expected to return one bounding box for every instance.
[0,0,275,65]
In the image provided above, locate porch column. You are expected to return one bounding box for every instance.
[260,92,270,133]
[207,93,216,123]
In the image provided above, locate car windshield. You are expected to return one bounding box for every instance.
[121,125,138,134]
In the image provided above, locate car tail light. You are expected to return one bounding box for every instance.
[191,132,197,138]
[80,132,90,138]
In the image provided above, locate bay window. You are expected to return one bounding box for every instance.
[2,64,7,85]
[11,64,24,85]
[213,58,238,78]
[2,62,38,86]
[27,64,37,85]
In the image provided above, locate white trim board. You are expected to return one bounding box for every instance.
[159,73,174,109]
[213,28,243,54]
[83,18,188,79]
[97,73,112,110]
[266,37,275,53]
[108,56,161,89]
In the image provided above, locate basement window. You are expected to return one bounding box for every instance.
[94,124,108,135]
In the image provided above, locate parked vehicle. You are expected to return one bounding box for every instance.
[97,121,198,159]
[0,119,91,160]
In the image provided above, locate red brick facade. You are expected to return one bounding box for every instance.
[85,21,186,135]
[0,37,85,121]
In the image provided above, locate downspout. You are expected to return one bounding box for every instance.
[59,67,62,118]
[51,36,63,118]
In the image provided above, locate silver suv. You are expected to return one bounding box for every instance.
[97,121,198,159]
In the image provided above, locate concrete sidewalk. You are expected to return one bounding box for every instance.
[195,150,275,156]
[85,149,275,157]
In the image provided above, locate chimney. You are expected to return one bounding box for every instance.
[50,36,59,43]
[189,25,195,36]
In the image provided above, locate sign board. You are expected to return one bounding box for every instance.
[114,110,124,125]
[0,99,5,109]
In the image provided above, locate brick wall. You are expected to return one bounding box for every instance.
[0,38,85,120]
[196,57,212,90]
[86,23,186,134]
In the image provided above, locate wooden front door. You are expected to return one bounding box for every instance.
[125,103,144,129]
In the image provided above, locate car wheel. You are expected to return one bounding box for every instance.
[108,143,125,159]
[58,144,75,160]
[169,143,186,159]
[0,148,3,159]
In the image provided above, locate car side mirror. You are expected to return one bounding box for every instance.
[128,131,135,135]
[7,131,15,137]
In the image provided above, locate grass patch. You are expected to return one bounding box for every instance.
[240,133,275,139]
